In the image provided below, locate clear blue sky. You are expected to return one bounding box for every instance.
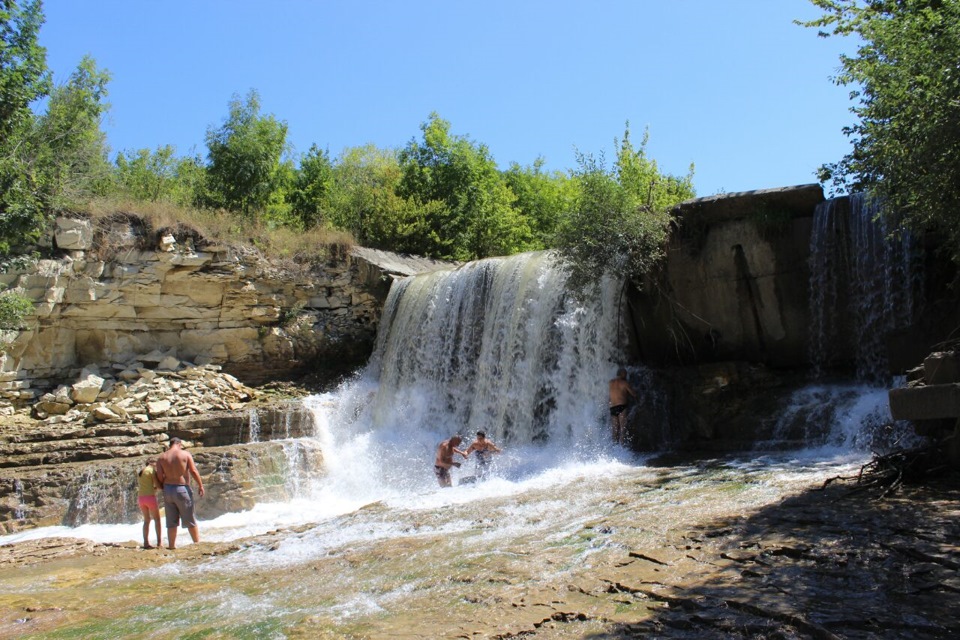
[39,0,855,198]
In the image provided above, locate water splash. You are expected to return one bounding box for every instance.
[760,381,923,454]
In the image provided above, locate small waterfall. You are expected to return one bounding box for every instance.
[808,193,922,382]
[761,382,922,452]
[66,468,130,526]
[13,479,26,521]
[247,409,261,443]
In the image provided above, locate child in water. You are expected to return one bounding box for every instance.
[464,431,502,480]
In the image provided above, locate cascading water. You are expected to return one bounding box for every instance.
[808,193,922,382]
[305,250,630,503]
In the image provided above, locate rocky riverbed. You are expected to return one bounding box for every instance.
[1,457,957,639]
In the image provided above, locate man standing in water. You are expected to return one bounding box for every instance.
[609,367,638,446]
[464,431,502,480]
[156,437,205,549]
[434,435,467,487]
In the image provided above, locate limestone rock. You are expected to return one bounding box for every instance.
[70,374,105,404]
[54,217,94,251]
[146,399,171,417]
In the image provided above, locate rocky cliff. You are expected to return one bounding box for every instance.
[0,215,451,408]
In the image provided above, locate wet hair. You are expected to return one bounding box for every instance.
[617,367,628,378]
[477,431,486,438]
[169,436,182,447]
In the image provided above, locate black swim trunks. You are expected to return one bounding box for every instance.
[434,465,450,484]
[610,404,627,417]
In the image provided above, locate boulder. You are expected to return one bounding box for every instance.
[54,217,94,251]
[70,373,105,404]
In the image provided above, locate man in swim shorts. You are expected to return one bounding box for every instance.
[464,431,502,479]
[156,437,205,549]
[434,435,467,488]
[609,367,638,446]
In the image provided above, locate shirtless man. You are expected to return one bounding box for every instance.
[434,435,467,488]
[609,367,638,446]
[155,437,205,549]
[464,431,502,479]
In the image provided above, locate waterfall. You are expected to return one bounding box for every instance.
[808,193,922,382]
[305,251,630,499]
[247,409,262,443]
[13,479,26,521]
[365,251,623,445]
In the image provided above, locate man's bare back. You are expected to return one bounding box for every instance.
[609,377,636,407]
[156,438,204,495]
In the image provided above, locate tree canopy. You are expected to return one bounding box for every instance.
[205,89,289,218]
[553,124,695,292]
[803,0,960,261]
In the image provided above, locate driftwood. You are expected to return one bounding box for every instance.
[817,436,953,498]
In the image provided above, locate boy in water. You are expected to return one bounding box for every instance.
[464,431,502,480]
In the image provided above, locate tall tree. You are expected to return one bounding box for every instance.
[398,113,531,260]
[205,89,288,218]
[32,55,112,206]
[289,144,333,228]
[0,0,48,139]
[554,124,695,292]
[802,0,960,261]
[504,158,579,248]
[0,0,49,255]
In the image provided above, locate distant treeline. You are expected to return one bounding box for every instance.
[1,1,694,294]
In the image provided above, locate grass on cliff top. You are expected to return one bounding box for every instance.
[77,197,355,264]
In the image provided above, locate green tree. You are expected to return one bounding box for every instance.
[504,158,579,248]
[0,0,48,139]
[31,54,112,206]
[289,144,334,228]
[0,0,49,255]
[554,124,695,292]
[205,89,289,218]
[115,145,180,202]
[398,113,532,260]
[325,144,447,254]
[327,144,401,243]
[802,0,960,261]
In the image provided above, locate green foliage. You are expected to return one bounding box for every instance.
[0,286,31,328]
[0,0,49,139]
[205,89,289,218]
[504,158,579,249]
[0,285,32,352]
[289,144,333,228]
[114,145,181,202]
[326,144,401,243]
[802,0,960,261]
[554,124,695,293]
[32,55,113,206]
[398,113,533,260]
[0,0,49,256]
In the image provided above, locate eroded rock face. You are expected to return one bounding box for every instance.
[0,220,453,408]
[629,184,824,368]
